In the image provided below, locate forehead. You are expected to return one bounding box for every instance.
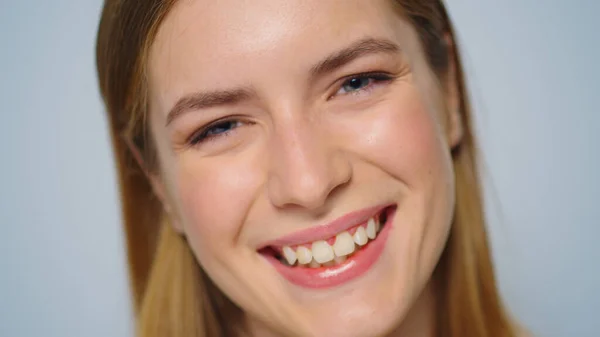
[147,0,412,112]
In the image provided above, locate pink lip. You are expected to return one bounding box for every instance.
[263,206,396,289]
[260,204,392,248]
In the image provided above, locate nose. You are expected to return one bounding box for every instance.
[267,118,352,211]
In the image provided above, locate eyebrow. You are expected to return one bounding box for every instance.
[166,88,254,125]
[310,37,401,77]
[165,37,400,126]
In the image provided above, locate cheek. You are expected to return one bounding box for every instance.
[174,154,261,259]
[352,91,451,187]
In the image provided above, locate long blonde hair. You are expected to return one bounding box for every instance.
[96,1,517,336]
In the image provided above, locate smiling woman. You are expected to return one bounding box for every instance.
[96,1,522,337]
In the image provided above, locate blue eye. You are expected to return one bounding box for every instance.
[190,120,242,145]
[342,77,371,92]
[336,73,393,96]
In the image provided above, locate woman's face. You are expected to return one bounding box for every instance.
[147,0,461,336]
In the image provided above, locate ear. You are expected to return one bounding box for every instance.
[443,34,464,150]
[123,135,184,233]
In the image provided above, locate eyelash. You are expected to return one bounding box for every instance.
[188,118,245,146]
[333,72,394,97]
[188,72,393,146]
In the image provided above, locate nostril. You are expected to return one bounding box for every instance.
[266,146,352,211]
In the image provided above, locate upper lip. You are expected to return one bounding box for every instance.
[259,203,392,248]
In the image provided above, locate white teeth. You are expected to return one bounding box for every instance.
[282,246,297,265]
[333,255,347,264]
[353,226,368,246]
[277,214,384,267]
[311,240,335,263]
[296,246,312,265]
[333,231,356,257]
[322,260,336,267]
[366,218,377,239]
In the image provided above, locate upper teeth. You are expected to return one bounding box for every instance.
[333,231,354,256]
[280,216,383,266]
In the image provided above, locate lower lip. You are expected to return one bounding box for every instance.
[263,207,395,289]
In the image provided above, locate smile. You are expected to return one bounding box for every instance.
[259,204,396,289]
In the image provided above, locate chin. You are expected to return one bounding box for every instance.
[293,289,413,337]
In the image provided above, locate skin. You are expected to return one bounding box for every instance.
[146,1,462,336]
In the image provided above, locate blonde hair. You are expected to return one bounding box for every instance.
[96,1,517,336]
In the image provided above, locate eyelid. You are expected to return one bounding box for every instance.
[187,116,247,146]
[328,71,395,99]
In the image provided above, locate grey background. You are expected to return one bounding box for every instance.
[0,1,598,336]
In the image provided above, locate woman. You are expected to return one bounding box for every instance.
[96,0,523,336]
